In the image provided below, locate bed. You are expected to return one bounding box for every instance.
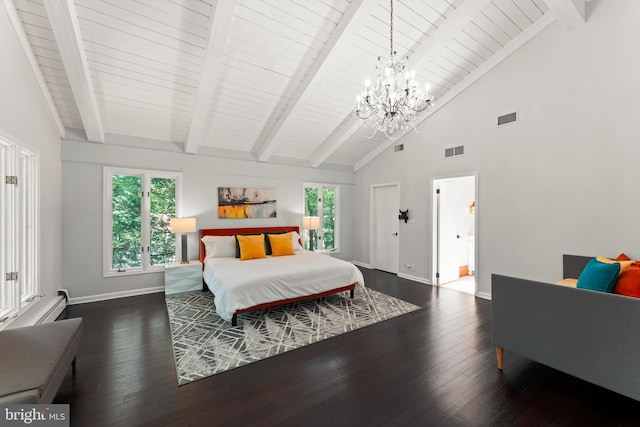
[492,254,640,401]
[199,226,364,325]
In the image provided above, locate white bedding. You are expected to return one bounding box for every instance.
[203,251,365,321]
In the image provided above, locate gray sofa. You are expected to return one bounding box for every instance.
[492,255,640,401]
[0,318,83,404]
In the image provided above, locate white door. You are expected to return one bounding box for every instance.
[436,181,459,284]
[372,184,399,274]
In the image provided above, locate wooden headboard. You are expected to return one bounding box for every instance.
[199,226,301,263]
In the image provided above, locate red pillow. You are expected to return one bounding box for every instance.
[613,265,640,298]
[616,253,631,261]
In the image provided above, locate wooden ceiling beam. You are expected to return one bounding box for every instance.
[309,120,359,168]
[184,0,237,154]
[2,0,65,137]
[255,0,378,163]
[543,0,585,29]
[409,0,493,67]
[44,0,104,142]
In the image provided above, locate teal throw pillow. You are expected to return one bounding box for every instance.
[576,258,620,293]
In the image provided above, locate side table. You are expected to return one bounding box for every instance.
[164,260,202,295]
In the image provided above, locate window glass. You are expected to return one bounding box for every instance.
[304,187,318,217]
[150,177,176,265]
[322,187,335,250]
[19,150,37,301]
[111,175,142,269]
[303,183,339,252]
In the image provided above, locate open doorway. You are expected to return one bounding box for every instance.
[432,175,477,295]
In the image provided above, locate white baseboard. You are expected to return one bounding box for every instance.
[69,286,165,305]
[397,273,431,285]
[350,260,373,269]
[476,291,491,300]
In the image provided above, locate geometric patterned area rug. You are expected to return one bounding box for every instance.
[165,288,421,385]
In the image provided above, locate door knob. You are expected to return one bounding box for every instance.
[393,232,398,236]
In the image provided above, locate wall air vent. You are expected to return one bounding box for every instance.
[497,111,518,127]
[394,144,404,152]
[444,145,465,159]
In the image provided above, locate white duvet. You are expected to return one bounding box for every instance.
[203,251,365,321]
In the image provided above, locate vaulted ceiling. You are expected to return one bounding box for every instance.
[6,0,585,171]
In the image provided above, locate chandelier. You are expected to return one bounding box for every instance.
[354,0,434,139]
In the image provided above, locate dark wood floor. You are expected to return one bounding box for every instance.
[55,268,640,426]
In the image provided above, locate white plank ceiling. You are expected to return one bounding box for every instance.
[8,0,583,170]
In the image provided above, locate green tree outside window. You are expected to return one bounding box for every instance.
[303,183,339,251]
[108,168,179,273]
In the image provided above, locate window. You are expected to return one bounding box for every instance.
[0,136,39,322]
[303,183,340,252]
[104,167,181,276]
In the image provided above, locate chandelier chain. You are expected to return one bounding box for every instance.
[390,0,394,57]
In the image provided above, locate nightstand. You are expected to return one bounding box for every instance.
[164,260,202,295]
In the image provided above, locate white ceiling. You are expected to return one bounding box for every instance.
[7,0,585,171]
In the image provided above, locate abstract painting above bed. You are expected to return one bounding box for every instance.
[217,187,276,218]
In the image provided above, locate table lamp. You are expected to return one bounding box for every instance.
[170,217,196,263]
[302,216,321,251]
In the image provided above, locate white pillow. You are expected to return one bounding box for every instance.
[292,231,303,251]
[201,235,236,258]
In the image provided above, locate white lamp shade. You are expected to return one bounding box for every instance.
[302,216,321,230]
[170,217,196,234]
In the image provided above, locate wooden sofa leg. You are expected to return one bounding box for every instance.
[72,356,77,375]
[496,346,503,370]
[232,314,237,327]
[350,289,354,298]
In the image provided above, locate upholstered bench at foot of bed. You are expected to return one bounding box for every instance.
[0,318,83,404]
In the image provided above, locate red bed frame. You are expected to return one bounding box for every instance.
[199,226,356,326]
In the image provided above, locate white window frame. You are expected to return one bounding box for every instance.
[303,182,340,253]
[19,148,38,304]
[103,167,182,277]
[0,135,39,322]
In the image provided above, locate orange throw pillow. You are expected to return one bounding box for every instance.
[616,253,631,261]
[613,265,640,298]
[268,232,295,257]
[236,234,266,261]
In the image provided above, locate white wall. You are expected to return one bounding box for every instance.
[0,5,63,327]
[354,0,640,297]
[61,138,356,301]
